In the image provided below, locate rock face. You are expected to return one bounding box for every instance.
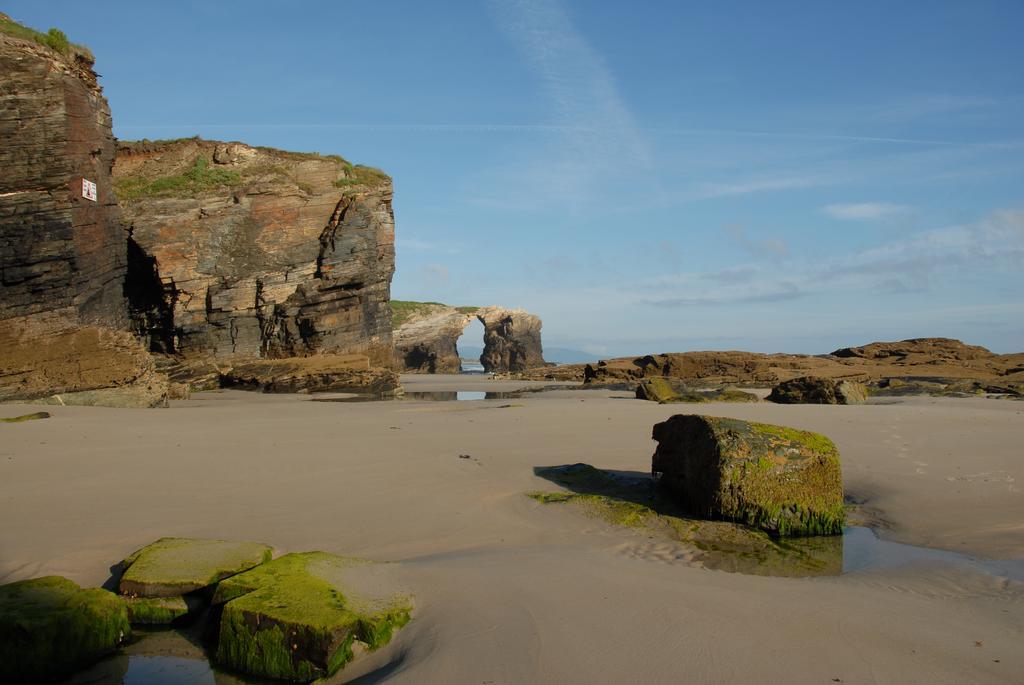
[0,25,159,404]
[211,552,412,682]
[768,377,868,405]
[652,415,845,536]
[114,138,396,366]
[0,575,130,683]
[392,303,474,373]
[392,301,546,373]
[478,306,545,373]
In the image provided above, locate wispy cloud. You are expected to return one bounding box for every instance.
[396,238,462,254]
[480,0,651,208]
[724,223,788,258]
[823,202,911,221]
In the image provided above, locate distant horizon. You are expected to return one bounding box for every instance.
[6,1,1022,355]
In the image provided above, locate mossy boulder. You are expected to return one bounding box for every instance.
[0,576,130,683]
[124,595,190,625]
[119,537,273,598]
[636,378,759,403]
[767,376,867,405]
[211,552,412,682]
[652,415,844,536]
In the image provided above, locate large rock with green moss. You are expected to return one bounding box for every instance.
[652,415,844,536]
[767,376,867,405]
[0,576,130,683]
[211,552,411,682]
[119,537,273,598]
[636,378,759,403]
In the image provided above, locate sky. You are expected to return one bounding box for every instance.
[8,0,1023,355]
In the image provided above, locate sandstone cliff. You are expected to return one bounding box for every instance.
[0,20,164,405]
[114,138,396,366]
[391,301,545,373]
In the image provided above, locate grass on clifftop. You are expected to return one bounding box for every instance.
[390,301,479,329]
[0,14,92,60]
[334,164,392,191]
[115,156,242,200]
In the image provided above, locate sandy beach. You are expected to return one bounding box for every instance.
[0,375,1021,683]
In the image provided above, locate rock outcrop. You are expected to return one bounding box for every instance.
[0,22,162,405]
[392,301,545,373]
[478,306,545,373]
[392,302,475,373]
[114,138,396,366]
[574,338,1024,390]
[221,354,400,394]
[768,377,868,405]
[652,415,845,537]
[635,378,759,404]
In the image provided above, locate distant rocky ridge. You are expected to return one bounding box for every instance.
[517,338,1024,393]
[392,301,545,373]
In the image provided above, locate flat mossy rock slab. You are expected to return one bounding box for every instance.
[636,378,759,404]
[211,552,412,682]
[120,537,273,598]
[124,595,190,625]
[652,415,844,536]
[0,576,130,683]
[767,376,867,405]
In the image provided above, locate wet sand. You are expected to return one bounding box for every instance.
[1,375,1022,683]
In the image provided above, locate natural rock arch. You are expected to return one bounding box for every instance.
[392,303,544,374]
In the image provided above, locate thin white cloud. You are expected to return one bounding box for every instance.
[823,202,911,221]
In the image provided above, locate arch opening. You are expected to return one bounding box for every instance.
[456,317,486,373]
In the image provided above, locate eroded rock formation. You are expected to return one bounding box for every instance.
[392,302,545,373]
[392,303,474,373]
[114,138,396,366]
[478,306,544,373]
[0,24,164,405]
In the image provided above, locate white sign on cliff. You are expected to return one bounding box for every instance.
[82,178,97,202]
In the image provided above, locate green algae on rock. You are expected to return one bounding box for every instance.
[528,463,843,576]
[635,378,759,404]
[119,537,273,598]
[211,552,411,682]
[0,576,130,683]
[652,415,845,536]
[124,595,190,625]
[767,376,867,405]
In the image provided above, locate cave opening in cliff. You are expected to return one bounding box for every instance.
[125,234,177,353]
[457,317,486,373]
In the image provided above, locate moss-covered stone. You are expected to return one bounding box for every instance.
[119,537,273,598]
[636,378,759,404]
[652,415,845,536]
[211,552,411,682]
[768,376,867,405]
[124,595,190,625]
[0,576,130,683]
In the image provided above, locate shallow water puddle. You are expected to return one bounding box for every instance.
[312,390,516,402]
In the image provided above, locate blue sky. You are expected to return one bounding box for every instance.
[9,1,1023,355]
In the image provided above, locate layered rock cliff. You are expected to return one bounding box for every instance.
[391,301,545,373]
[114,138,396,366]
[0,20,164,404]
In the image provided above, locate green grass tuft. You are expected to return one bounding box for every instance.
[115,156,242,200]
[0,14,91,60]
